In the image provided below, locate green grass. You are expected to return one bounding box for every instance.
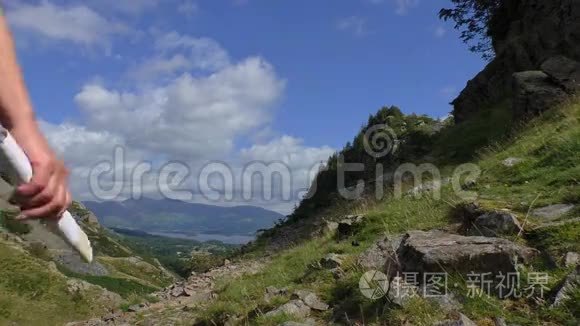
[0,241,111,324]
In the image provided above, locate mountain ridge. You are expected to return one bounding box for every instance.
[83,198,285,237]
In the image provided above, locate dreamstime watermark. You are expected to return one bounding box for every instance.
[86,123,482,203]
[358,270,550,301]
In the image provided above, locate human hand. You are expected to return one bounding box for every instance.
[10,124,71,220]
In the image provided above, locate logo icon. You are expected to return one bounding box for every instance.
[359,270,389,300]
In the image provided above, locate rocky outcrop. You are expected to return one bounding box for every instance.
[550,266,580,307]
[512,70,569,117]
[468,211,523,237]
[455,203,523,237]
[397,230,537,275]
[452,0,580,122]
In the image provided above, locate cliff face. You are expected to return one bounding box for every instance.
[453,0,580,122]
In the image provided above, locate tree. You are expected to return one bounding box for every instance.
[439,0,504,60]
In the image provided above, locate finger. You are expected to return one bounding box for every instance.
[58,190,72,217]
[21,185,65,219]
[20,170,58,209]
[17,161,54,197]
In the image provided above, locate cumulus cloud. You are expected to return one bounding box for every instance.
[77,57,284,159]
[7,1,129,46]
[38,30,332,212]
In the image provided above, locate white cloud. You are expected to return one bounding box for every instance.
[128,31,231,81]
[7,1,129,46]
[76,57,284,160]
[394,0,419,15]
[434,26,446,38]
[88,0,159,15]
[337,16,368,37]
[177,1,199,16]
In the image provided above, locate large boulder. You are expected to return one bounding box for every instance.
[468,211,523,237]
[540,55,580,93]
[397,230,538,275]
[512,71,568,118]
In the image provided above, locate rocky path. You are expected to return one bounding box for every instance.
[67,259,266,326]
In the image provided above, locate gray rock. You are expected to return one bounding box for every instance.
[337,215,364,238]
[358,234,402,277]
[512,71,568,118]
[551,267,580,307]
[564,252,579,267]
[433,313,477,326]
[319,253,344,269]
[469,211,523,237]
[397,230,538,275]
[540,55,580,93]
[493,317,508,326]
[502,157,523,167]
[531,204,575,220]
[292,290,329,311]
[265,300,311,318]
[386,276,419,306]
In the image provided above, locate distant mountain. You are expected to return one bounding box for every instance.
[83,198,285,237]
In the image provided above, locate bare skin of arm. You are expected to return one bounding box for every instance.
[0,13,71,219]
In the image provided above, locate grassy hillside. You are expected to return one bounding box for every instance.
[0,199,177,324]
[186,99,579,325]
[0,240,117,325]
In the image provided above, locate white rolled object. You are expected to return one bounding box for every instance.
[0,126,93,262]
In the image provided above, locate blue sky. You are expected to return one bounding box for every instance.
[6,0,485,213]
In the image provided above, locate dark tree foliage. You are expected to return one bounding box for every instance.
[439,0,504,60]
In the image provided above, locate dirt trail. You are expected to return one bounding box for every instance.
[67,258,266,326]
